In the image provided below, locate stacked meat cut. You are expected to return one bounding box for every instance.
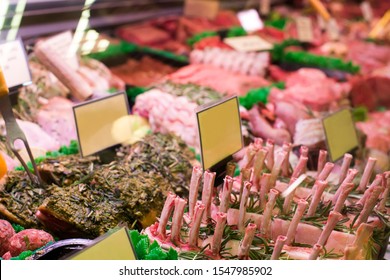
[144,137,389,260]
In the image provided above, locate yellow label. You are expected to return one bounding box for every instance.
[0,67,9,96]
[73,92,131,157]
[322,109,359,162]
[224,35,273,52]
[69,227,137,260]
[184,0,220,19]
[196,97,243,170]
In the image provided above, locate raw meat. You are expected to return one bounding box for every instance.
[133,89,198,149]
[116,24,171,46]
[0,220,15,255]
[36,97,77,146]
[167,64,269,96]
[349,67,390,110]
[6,229,54,257]
[110,56,178,87]
[356,111,390,153]
[190,48,270,76]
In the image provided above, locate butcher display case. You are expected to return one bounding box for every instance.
[0,0,389,263]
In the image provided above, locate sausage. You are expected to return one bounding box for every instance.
[7,229,54,257]
[0,220,15,255]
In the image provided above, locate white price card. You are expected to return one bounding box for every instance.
[0,39,31,90]
[38,31,79,70]
[361,1,373,22]
[296,16,314,43]
[237,9,264,33]
[326,18,340,41]
[224,35,272,52]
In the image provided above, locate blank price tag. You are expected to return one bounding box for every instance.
[73,92,131,157]
[224,35,272,52]
[296,16,314,43]
[237,9,264,33]
[0,39,31,91]
[326,18,340,41]
[322,109,359,162]
[184,0,220,20]
[196,96,243,170]
[38,31,79,70]
[69,227,137,260]
[361,1,373,22]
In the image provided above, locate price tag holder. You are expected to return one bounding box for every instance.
[73,92,131,157]
[184,0,220,20]
[224,35,272,52]
[361,1,373,22]
[196,96,243,184]
[296,16,314,43]
[67,227,137,260]
[322,109,359,162]
[38,31,79,70]
[237,9,264,33]
[0,39,31,93]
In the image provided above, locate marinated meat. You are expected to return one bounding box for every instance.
[166,64,269,96]
[109,56,178,87]
[0,220,15,255]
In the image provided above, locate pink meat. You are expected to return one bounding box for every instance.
[7,229,54,257]
[36,97,77,146]
[269,68,350,112]
[166,64,269,96]
[0,220,15,255]
[13,119,60,151]
[356,111,390,153]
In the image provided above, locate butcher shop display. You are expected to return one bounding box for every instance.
[0,0,389,261]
